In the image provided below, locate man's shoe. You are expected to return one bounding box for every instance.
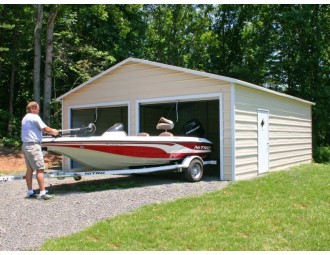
[38,194,54,200]
[26,192,38,199]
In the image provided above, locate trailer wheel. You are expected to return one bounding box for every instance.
[184,158,203,182]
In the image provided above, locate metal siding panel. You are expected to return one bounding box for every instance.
[65,64,229,105]
[235,85,312,179]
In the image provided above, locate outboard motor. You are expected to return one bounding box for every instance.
[183,119,205,137]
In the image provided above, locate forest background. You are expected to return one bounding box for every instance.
[0,4,329,162]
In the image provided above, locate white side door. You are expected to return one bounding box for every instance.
[258,109,269,174]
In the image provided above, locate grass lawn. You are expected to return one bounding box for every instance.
[41,163,330,251]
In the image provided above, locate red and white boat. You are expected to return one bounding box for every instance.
[41,118,214,182]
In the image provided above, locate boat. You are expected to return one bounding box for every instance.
[42,117,213,173]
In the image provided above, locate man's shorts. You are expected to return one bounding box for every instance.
[22,143,45,171]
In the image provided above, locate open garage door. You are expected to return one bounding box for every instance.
[71,106,128,135]
[70,105,128,168]
[139,98,220,178]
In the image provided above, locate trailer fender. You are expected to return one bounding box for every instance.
[180,156,203,168]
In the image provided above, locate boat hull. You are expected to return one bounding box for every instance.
[42,136,212,170]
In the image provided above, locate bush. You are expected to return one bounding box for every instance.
[0,109,12,137]
[314,146,330,164]
[0,136,21,150]
[0,109,22,139]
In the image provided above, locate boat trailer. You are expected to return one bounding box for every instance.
[0,156,217,183]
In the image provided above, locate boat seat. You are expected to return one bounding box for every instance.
[156,117,174,136]
[159,131,173,136]
[137,132,150,136]
[156,117,174,130]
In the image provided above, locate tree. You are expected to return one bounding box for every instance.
[269,5,330,147]
[33,4,43,105]
[0,4,328,149]
[43,5,58,125]
[143,4,215,69]
[8,22,18,135]
[0,5,35,136]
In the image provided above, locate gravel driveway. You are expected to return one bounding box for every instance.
[0,173,228,251]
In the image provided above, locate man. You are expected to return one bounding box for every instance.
[21,101,59,200]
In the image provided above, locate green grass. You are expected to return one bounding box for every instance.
[41,163,330,251]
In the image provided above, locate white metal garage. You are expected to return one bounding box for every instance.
[56,58,314,181]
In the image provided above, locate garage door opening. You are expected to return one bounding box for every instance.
[71,106,128,135]
[139,100,220,177]
[70,105,128,168]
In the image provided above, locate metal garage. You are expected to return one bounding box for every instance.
[56,58,314,181]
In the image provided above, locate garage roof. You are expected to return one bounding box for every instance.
[56,57,314,105]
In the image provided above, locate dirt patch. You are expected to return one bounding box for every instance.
[0,147,62,173]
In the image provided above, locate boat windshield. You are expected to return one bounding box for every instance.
[106,123,125,132]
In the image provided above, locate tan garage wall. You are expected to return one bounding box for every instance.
[234,85,312,180]
[63,62,231,131]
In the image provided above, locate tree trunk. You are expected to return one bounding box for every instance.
[8,63,16,135]
[0,6,9,86]
[33,4,43,105]
[7,17,18,135]
[43,6,58,125]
